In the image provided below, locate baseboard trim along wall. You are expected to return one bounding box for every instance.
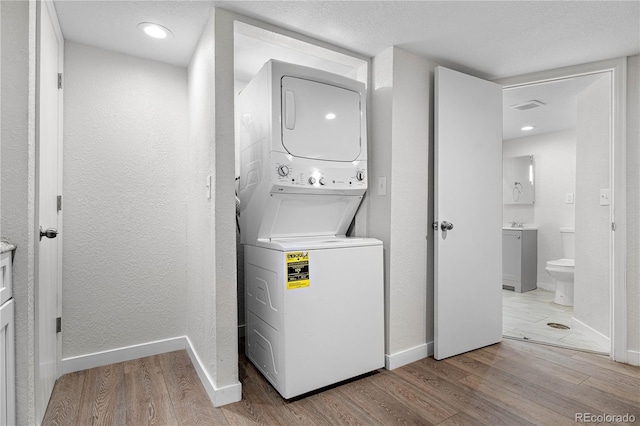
[61,336,186,374]
[184,337,242,407]
[571,317,611,352]
[626,350,640,366]
[536,281,555,292]
[61,336,242,407]
[385,342,433,370]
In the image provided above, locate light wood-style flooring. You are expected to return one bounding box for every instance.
[43,339,640,425]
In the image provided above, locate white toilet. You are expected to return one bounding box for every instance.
[545,228,575,306]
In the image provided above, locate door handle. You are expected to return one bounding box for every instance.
[440,221,454,231]
[39,226,58,241]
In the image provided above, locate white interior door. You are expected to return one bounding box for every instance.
[434,67,503,360]
[36,1,63,422]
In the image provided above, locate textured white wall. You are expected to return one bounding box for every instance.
[370,47,435,360]
[0,2,1,221]
[186,9,239,390]
[212,9,240,388]
[574,75,611,338]
[1,1,37,423]
[370,47,394,353]
[626,55,640,352]
[186,11,218,382]
[389,49,432,349]
[503,129,577,288]
[62,42,189,357]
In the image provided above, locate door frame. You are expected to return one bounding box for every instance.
[496,57,627,363]
[34,0,64,419]
[51,0,64,379]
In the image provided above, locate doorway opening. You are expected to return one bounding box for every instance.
[501,69,617,355]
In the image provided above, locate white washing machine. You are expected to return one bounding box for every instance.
[238,60,383,398]
[245,237,383,398]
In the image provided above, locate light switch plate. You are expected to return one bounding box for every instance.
[600,188,610,206]
[378,177,387,196]
[565,193,574,204]
[206,175,212,199]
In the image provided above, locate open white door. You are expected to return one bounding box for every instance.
[434,67,503,360]
[36,1,63,422]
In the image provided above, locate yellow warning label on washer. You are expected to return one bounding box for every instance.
[286,251,310,289]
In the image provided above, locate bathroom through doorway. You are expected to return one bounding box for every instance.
[498,59,627,358]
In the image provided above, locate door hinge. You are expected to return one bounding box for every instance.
[56,317,61,333]
[58,73,62,90]
[612,222,616,231]
[57,195,62,212]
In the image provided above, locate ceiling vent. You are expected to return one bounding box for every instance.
[510,100,545,111]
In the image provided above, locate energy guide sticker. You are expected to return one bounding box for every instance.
[286,251,310,289]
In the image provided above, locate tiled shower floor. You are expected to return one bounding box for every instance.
[502,288,609,353]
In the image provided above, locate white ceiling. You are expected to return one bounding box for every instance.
[54,1,214,67]
[54,1,638,138]
[54,1,639,79]
[503,73,606,141]
[216,1,640,80]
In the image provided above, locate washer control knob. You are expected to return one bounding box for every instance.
[308,176,316,185]
[277,165,289,177]
[319,177,326,186]
[356,171,365,181]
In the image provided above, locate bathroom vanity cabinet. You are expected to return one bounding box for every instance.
[502,228,537,293]
[1,249,15,426]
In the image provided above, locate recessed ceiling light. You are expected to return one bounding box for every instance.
[521,125,536,131]
[138,22,173,39]
[325,113,336,120]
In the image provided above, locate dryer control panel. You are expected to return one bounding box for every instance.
[270,154,366,194]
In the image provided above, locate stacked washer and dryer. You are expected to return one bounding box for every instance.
[238,60,384,399]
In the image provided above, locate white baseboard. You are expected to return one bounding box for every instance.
[626,350,640,366]
[571,317,611,352]
[61,336,242,407]
[536,281,555,292]
[61,336,186,374]
[385,342,433,370]
[185,337,242,407]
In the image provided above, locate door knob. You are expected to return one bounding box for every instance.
[39,226,58,241]
[440,221,454,231]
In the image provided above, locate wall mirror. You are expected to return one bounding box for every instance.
[503,155,534,204]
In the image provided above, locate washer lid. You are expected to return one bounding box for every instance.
[256,236,382,251]
[281,76,362,162]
